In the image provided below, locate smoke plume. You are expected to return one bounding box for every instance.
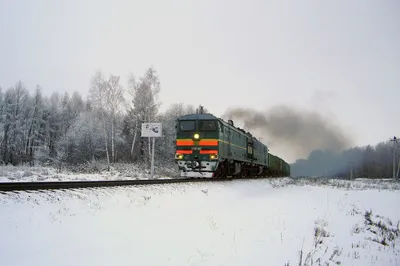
[223,105,353,163]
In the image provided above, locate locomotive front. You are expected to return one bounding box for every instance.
[175,114,220,178]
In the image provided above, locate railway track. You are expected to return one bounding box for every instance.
[0,177,234,192]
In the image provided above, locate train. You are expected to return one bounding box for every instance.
[174,108,290,178]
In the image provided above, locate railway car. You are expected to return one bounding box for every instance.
[174,109,290,178]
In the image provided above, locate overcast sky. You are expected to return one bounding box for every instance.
[1,0,399,157]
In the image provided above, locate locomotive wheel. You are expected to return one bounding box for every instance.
[214,161,229,178]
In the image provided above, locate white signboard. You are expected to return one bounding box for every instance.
[141,122,162,179]
[141,123,162,137]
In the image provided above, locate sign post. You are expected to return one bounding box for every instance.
[141,122,162,178]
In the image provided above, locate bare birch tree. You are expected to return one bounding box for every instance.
[89,71,110,169]
[105,75,125,163]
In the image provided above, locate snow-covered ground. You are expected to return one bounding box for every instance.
[0,163,178,182]
[1,177,399,265]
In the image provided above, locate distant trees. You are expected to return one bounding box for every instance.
[0,67,195,168]
[290,140,400,179]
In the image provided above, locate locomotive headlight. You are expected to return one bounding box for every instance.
[193,133,200,139]
[210,154,218,160]
[175,154,183,160]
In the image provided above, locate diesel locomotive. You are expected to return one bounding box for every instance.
[174,108,290,178]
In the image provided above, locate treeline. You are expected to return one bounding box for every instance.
[0,67,197,169]
[1,69,398,179]
[291,140,399,179]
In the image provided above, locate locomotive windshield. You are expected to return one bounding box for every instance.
[179,120,195,131]
[199,120,217,131]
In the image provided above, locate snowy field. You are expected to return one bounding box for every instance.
[0,163,178,182]
[1,177,399,265]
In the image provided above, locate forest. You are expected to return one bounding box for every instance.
[0,68,196,171]
[0,67,398,179]
[290,140,399,178]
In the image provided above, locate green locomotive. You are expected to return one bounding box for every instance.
[174,109,290,178]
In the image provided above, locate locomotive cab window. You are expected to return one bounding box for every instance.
[179,120,196,131]
[199,120,217,131]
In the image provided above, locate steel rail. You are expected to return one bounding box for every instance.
[0,177,234,192]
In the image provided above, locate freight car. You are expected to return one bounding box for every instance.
[174,109,290,178]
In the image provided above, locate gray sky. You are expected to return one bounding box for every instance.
[1,0,399,162]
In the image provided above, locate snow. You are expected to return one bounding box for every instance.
[0,163,177,182]
[1,176,399,265]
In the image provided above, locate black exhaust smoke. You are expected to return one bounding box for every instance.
[223,105,353,162]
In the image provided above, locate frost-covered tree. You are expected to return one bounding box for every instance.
[70,91,84,118]
[0,81,29,164]
[25,86,45,163]
[89,71,111,169]
[105,75,125,163]
[0,86,4,163]
[88,71,126,166]
[57,110,104,164]
[123,67,161,164]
